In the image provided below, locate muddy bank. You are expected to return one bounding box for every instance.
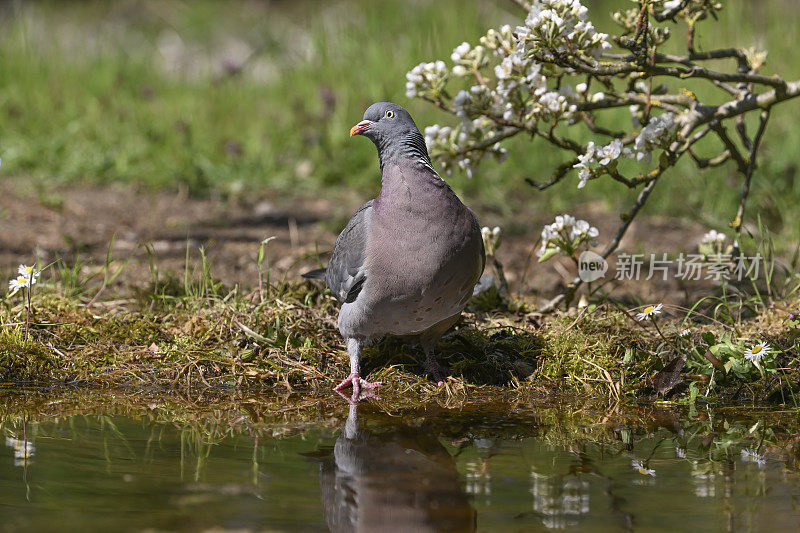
[0,178,718,305]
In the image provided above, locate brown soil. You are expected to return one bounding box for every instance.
[0,178,715,305]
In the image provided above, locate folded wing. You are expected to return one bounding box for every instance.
[324,200,373,304]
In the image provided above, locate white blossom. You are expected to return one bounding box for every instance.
[597,139,623,165]
[8,265,40,294]
[494,56,514,80]
[538,91,566,114]
[632,459,656,477]
[17,264,41,283]
[741,448,766,468]
[573,139,634,188]
[8,275,29,293]
[577,167,591,189]
[744,341,771,364]
[636,303,663,321]
[6,437,34,466]
[405,60,449,98]
[424,118,505,178]
[538,214,598,258]
[634,112,676,162]
[701,229,726,245]
[521,0,610,55]
[482,226,502,256]
[451,42,471,62]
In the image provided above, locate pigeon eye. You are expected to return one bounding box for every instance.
[385,110,395,118]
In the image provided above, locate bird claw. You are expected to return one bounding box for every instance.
[334,388,381,405]
[333,373,382,399]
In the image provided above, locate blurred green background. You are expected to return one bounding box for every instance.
[1,0,798,246]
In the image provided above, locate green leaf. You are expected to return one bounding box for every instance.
[537,246,560,263]
[623,347,636,365]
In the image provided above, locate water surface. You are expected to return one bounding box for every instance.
[1,390,799,532]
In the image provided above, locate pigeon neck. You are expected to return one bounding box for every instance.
[374,156,451,215]
[376,130,434,173]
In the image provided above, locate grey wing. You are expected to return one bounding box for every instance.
[325,200,373,304]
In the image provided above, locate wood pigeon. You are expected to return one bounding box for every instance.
[304,102,485,398]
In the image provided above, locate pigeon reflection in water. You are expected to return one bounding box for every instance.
[319,403,476,532]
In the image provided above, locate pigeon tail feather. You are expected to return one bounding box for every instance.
[301,268,327,280]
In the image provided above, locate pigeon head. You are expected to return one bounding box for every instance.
[350,102,431,169]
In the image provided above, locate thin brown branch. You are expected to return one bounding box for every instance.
[576,92,694,113]
[454,127,520,156]
[652,0,691,22]
[683,80,799,131]
[712,80,743,96]
[643,45,657,122]
[526,159,578,190]
[540,125,714,313]
[601,178,661,260]
[688,148,731,168]
[581,113,626,138]
[651,49,747,65]
[735,114,753,152]
[710,123,748,173]
[732,109,770,243]
[556,56,787,89]
[606,168,659,189]
[647,64,785,89]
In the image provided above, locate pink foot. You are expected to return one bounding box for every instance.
[335,388,381,405]
[333,373,382,398]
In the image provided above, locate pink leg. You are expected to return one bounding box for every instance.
[334,339,381,397]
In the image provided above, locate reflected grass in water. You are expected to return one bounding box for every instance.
[1,388,800,531]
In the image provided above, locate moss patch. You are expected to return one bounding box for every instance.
[2,281,798,406]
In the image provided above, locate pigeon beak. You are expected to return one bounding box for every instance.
[349,120,373,137]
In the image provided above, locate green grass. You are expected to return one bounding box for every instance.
[1,1,799,404]
[1,254,798,405]
[1,0,800,246]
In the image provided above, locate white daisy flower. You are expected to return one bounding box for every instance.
[636,303,663,321]
[744,341,771,363]
[632,459,656,476]
[6,437,35,460]
[741,448,766,467]
[17,264,40,284]
[8,275,30,293]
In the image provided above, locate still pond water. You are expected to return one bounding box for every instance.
[1,391,800,532]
